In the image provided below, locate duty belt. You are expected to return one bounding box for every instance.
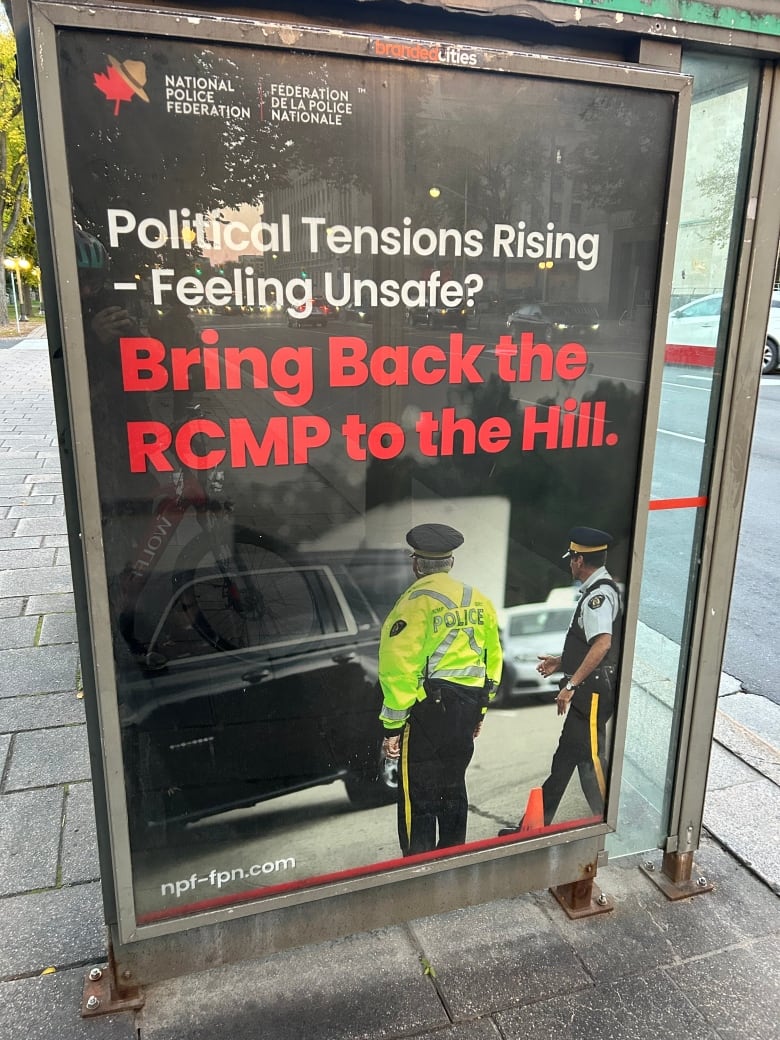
[425,678,487,708]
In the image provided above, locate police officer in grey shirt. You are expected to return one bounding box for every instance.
[500,526,622,834]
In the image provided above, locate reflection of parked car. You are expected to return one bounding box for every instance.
[122,545,412,846]
[408,304,479,330]
[342,304,376,323]
[494,602,573,703]
[506,302,600,342]
[287,296,329,327]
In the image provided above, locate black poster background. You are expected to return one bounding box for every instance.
[55,28,675,922]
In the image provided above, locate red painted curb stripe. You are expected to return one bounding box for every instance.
[664,343,716,367]
[649,496,708,510]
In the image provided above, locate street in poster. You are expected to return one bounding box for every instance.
[53,26,678,924]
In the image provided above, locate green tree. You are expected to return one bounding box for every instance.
[0,30,30,325]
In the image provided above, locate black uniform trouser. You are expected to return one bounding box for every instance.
[397,683,483,856]
[540,669,615,826]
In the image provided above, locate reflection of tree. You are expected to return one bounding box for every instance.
[567,90,673,223]
[406,76,551,294]
[695,137,741,249]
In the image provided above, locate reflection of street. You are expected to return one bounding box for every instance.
[192,311,650,403]
[131,699,593,918]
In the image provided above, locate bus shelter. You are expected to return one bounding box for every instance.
[10,0,780,997]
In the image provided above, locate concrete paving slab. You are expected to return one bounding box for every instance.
[0,498,54,508]
[0,483,42,496]
[0,968,136,1040]
[0,549,56,570]
[640,839,780,959]
[0,615,40,649]
[13,518,68,537]
[409,895,592,1019]
[0,786,63,895]
[39,615,78,645]
[61,782,101,886]
[0,537,43,550]
[668,934,780,1040]
[704,780,780,894]
[0,691,85,732]
[139,927,448,1040]
[706,742,759,789]
[719,692,780,751]
[0,596,25,616]
[6,504,65,519]
[0,458,47,470]
[28,484,63,496]
[0,644,79,697]
[559,841,779,981]
[4,725,90,790]
[0,882,106,977]
[494,969,720,1040]
[24,593,76,614]
[42,535,70,548]
[0,565,72,597]
[714,709,780,785]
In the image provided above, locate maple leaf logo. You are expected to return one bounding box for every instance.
[94,57,150,116]
[94,66,136,115]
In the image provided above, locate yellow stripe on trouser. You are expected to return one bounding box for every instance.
[589,692,607,799]
[401,722,412,843]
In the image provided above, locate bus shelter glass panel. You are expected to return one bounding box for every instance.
[53,27,681,923]
[611,53,760,857]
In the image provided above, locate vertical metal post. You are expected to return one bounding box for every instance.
[662,63,780,882]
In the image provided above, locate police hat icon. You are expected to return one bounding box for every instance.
[406,523,464,559]
[108,55,150,103]
[562,526,613,558]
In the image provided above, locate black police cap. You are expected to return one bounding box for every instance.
[562,526,613,558]
[406,523,464,559]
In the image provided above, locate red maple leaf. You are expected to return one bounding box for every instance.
[94,66,136,116]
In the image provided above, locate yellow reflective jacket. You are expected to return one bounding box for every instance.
[378,572,503,732]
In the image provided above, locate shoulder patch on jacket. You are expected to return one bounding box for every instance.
[389,619,407,637]
[588,594,605,609]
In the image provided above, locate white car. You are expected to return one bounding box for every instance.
[666,290,780,374]
[495,601,574,704]
[666,292,723,350]
[764,289,780,374]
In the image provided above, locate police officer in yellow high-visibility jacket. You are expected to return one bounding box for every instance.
[379,524,503,857]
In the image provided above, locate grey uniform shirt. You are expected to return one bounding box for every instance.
[573,567,620,644]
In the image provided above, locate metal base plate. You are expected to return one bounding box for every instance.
[82,965,145,1018]
[639,863,714,901]
[550,881,614,919]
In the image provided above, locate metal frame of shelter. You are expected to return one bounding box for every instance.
[9,0,780,994]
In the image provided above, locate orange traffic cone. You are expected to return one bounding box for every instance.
[519,786,545,832]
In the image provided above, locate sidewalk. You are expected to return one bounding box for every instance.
[0,330,777,1040]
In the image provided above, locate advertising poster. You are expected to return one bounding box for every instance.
[54,26,677,925]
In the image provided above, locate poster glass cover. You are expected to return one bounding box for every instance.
[54,27,676,925]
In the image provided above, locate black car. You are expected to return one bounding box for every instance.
[121,545,412,847]
[341,304,376,323]
[506,302,600,342]
[408,304,479,330]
